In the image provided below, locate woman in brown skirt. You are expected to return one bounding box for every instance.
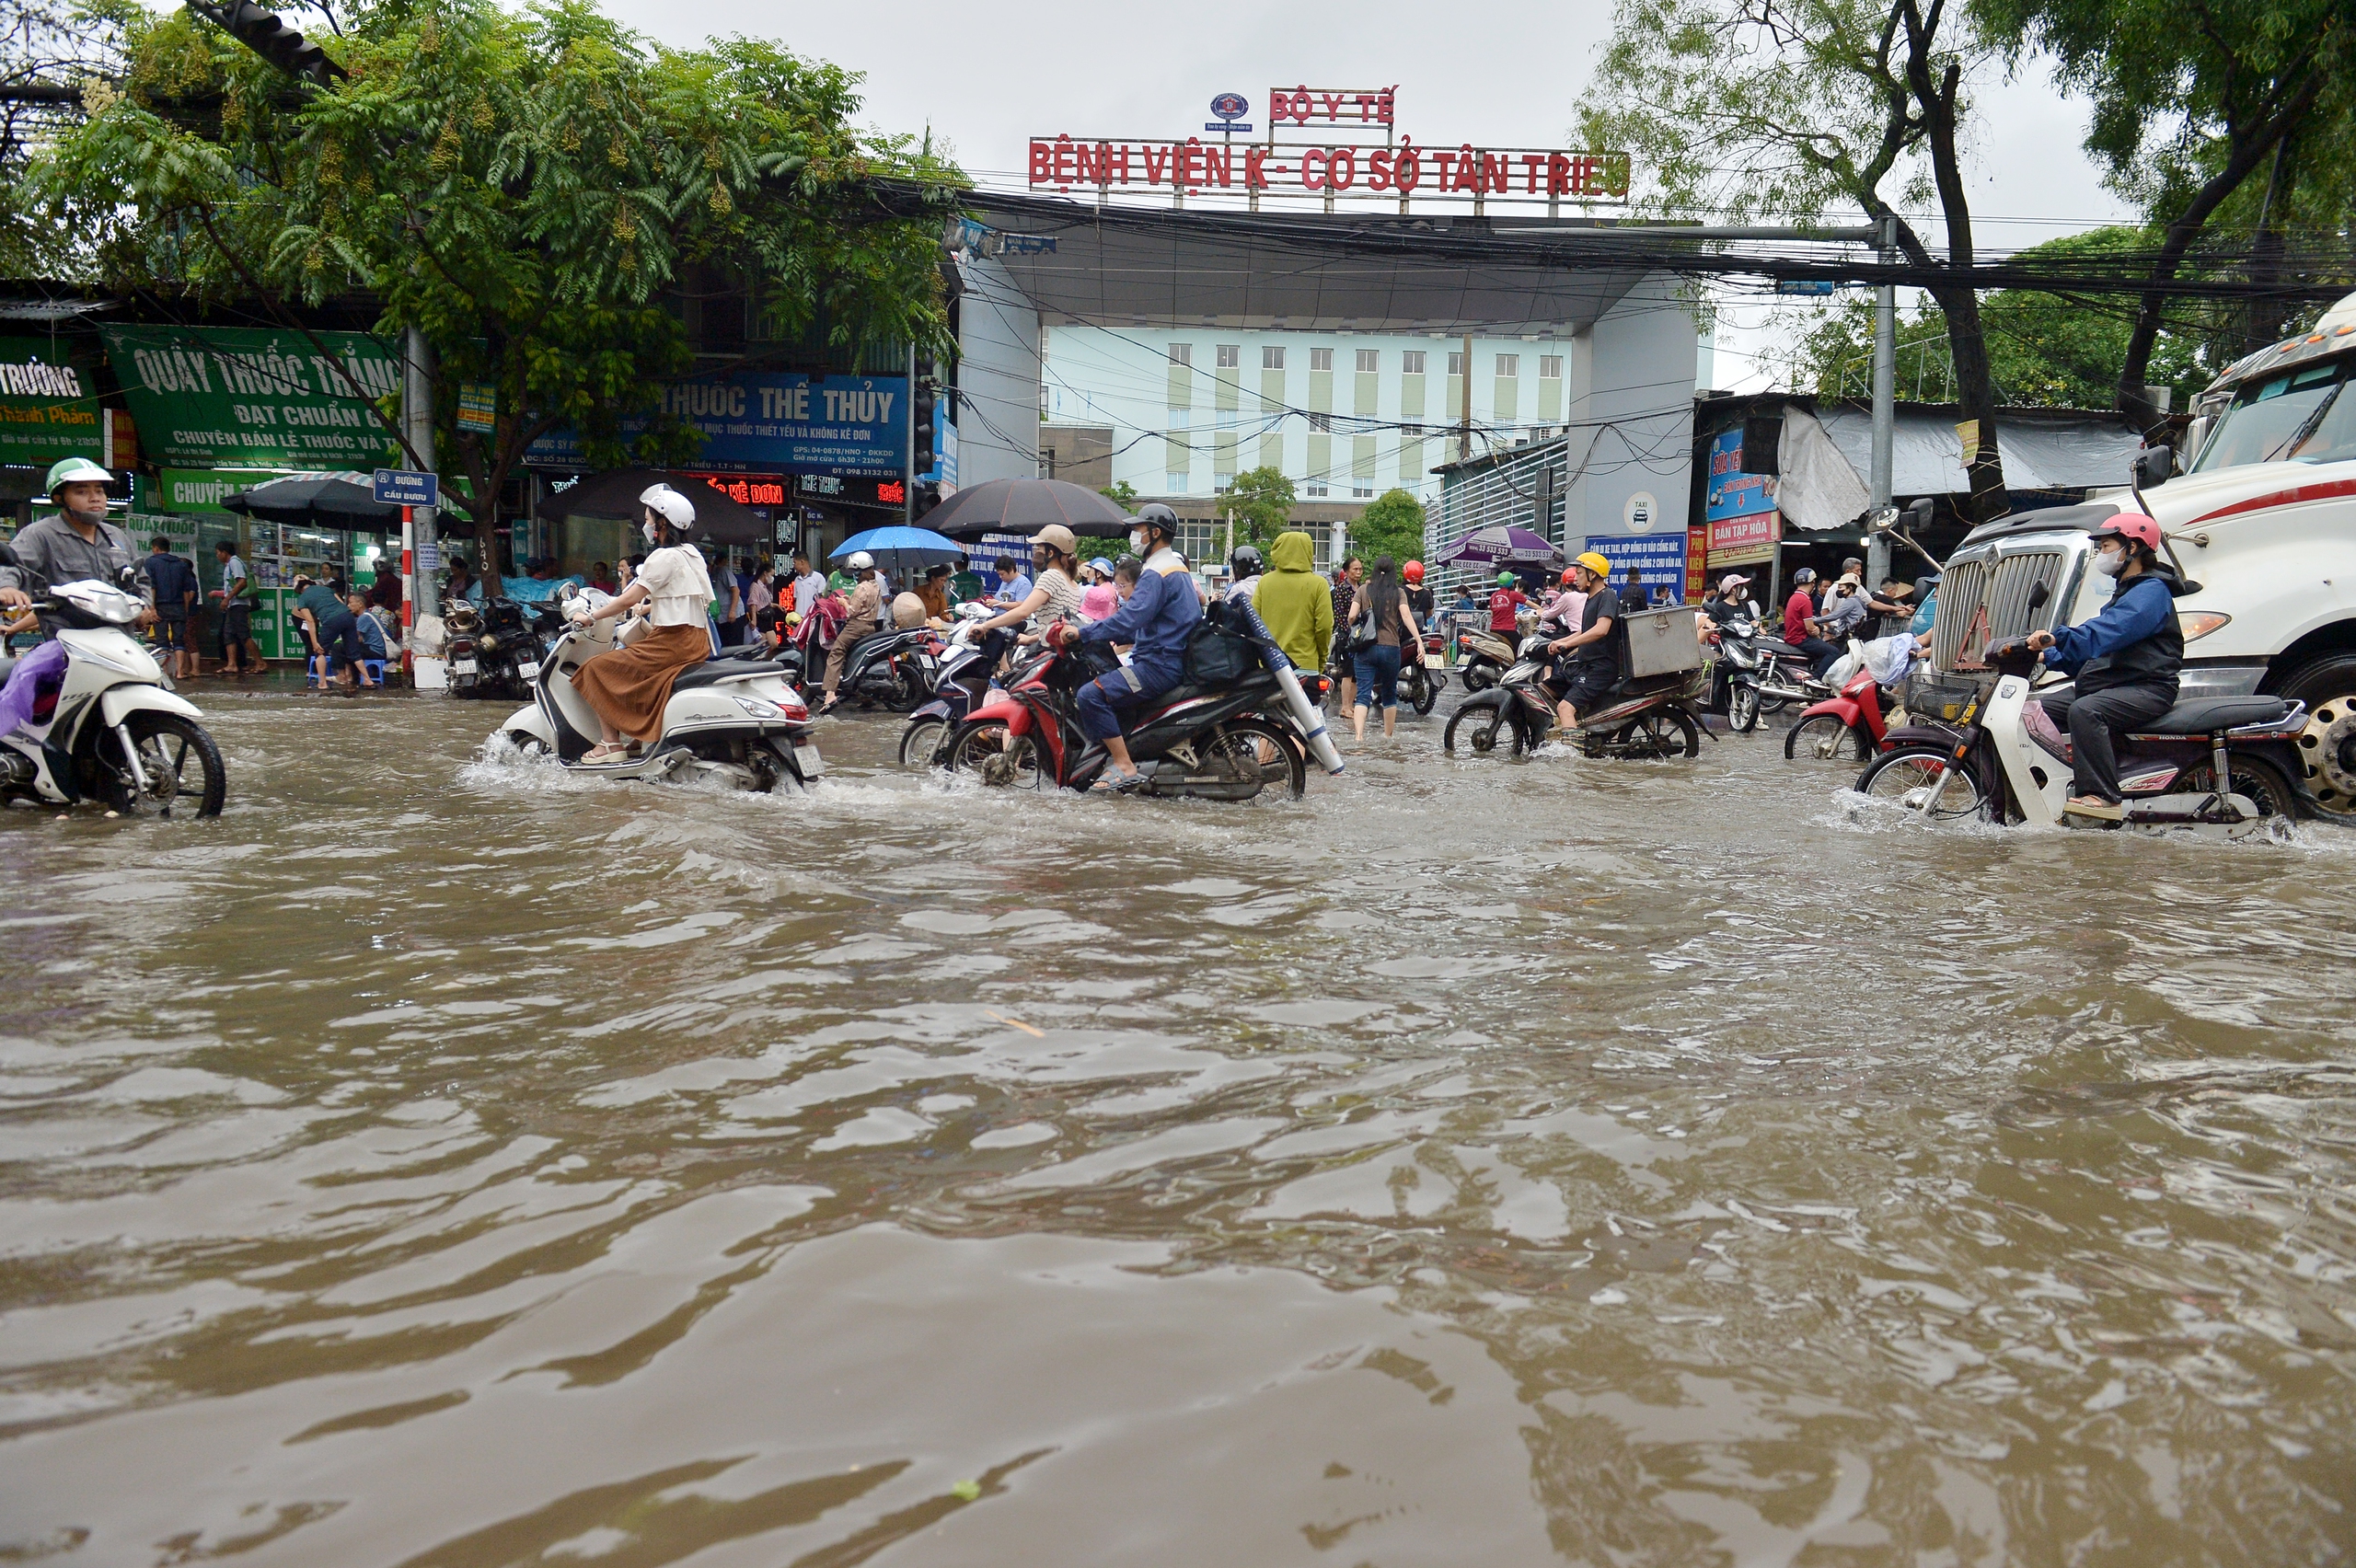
[571,485,716,764]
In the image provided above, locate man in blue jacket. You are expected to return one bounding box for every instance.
[2025,513,2186,822]
[1051,503,1200,792]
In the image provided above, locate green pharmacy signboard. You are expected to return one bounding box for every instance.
[101,325,402,468]
[0,337,102,465]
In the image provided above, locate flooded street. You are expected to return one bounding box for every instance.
[4,680,2353,1565]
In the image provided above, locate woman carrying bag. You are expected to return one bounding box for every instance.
[569,485,715,766]
[1347,556,1422,742]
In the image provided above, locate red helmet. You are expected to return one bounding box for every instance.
[1403,559,1424,583]
[1561,568,1578,586]
[2090,513,2163,552]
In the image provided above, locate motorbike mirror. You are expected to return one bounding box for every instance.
[2132,446,2174,490]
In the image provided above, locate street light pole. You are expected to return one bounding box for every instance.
[401,326,438,637]
[1867,215,1898,587]
[905,344,918,527]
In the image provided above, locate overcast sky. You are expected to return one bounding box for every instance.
[604,0,2137,391]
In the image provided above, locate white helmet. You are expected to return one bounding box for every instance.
[846,550,875,571]
[640,484,697,528]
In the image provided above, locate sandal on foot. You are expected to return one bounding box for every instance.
[2062,794,2125,822]
[1089,770,1146,794]
[580,743,629,766]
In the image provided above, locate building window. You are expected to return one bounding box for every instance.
[1310,347,1334,372]
[1402,422,1424,437]
[1355,349,1380,373]
[1448,352,1464,376]
[1402,351,1426,375]
[1168,407,1191,429]
[1352,483,1373,498]
[1496,353,1519,377]
[1169,343,1192,366]
[1176,520,1218,567]
[1306,412,1334,433]
[1262,347,1285,369]
[1213,474,1233,491]
[1540,354,1563,379]
[1216,407,1237,429]
[1166,472,1189,492]
[1216,344,1239,368]
[1304,479,1329,497]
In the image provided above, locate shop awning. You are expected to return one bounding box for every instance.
[101,325,403,470]
[1774,405,2144,532]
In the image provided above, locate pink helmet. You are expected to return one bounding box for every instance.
[2090,512,2162,552]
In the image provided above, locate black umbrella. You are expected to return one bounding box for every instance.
[222,471,402,533]
[921,478,1134,541]
[541,467,773,548]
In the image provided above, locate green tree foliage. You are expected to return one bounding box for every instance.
[1578,0,2016,520]
[1221,466,1295,546]
[0,0,121,277]
[1350,488,1426,568]
[1975,0,2353,417]
[1785,228,2213,408]
[36,0,957,575]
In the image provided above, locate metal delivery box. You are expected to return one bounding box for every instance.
[1623,605,1704,678]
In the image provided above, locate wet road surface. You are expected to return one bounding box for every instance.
[3,675,2353,1564]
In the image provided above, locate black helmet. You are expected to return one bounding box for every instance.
[1228,544,1264,579]
[1134,503,1179,541]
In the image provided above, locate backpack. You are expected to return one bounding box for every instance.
[1185,599,1262,686]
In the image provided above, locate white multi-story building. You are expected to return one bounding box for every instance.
[1040,324,1584,566]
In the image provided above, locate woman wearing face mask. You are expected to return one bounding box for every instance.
[567,485,715,765]
[967,525,1087,664]
[2025,513,2189,822]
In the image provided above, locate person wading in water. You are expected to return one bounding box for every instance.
[568,485,715,766]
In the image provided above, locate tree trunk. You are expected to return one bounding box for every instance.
[2116,68,2325,431]
[2243,134,2296,354]
[1909,43,2010,524]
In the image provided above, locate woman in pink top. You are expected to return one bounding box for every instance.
[1079,556,1119,621]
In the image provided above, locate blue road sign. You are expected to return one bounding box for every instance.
[373,467,438,507]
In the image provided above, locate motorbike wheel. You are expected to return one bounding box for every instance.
[946,719,1045,790]
[1785,713,1865,765]
[1461,663,1496,693]
[899,718,949,770]
[1613,709,1700,760]
[100,712,225,819]
[504,730,551,756]
[1857,745,1985,820]
[1410,668,1438,717]
[2182,754,2301,822]
[888,665,929,713]
[1443,701,1508,755]
[1206,717,1308,800]
[1728,684,1761,734]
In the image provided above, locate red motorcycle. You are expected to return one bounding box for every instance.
[941,640,1316,801]
[1785,662,1914,766]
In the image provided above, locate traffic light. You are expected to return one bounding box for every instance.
[912,480,941,520]
[188,0,345,86]
[911,357,938,473]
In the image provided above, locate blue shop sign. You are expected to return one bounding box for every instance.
[1583,534,1687,603]
[526,374,908,478]
[1704,427,1777,523]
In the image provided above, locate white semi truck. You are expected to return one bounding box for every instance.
[1907,289,2356,820]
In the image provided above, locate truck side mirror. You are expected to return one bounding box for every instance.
[2027,581,2050,611]
[2132,446,2173,490]
[1908,498,1934,528]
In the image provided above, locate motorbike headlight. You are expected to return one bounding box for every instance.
[733,696,784,719]
[1726,645,1758,668]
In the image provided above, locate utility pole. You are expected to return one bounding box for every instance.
[1459,332,1474,466]
[1866,215,1898,589]
[904,345,918,526]
[401,326,437,638]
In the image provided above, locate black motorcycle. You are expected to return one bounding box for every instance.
[1443,635,1706,759]
[1399,630,1446,717]
[825,624,937,712]
[1701,617,1766,732]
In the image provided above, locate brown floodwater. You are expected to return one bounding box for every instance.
[3,677,2353,1565]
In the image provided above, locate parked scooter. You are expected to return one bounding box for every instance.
[494,586,823,791]
[1400,630,1446,716]
[1453,624,1518,693]
[1442,634,1707,760]
[0,546,225,816]
[1854,636,2313,835]
[826,623,936,711]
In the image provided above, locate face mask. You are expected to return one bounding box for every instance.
[1130,531,1148,554]
[642,520,661,548]
[2095,547,2126,578]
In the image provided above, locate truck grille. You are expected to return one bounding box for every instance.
[1934,548,2070,672]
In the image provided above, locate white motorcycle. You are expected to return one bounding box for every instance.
[0,548,225,817]
[492,585,824,791]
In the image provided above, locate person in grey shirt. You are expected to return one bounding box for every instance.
[1818,574,1871,640]
[0,458,151,637]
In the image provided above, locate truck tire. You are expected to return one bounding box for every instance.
[2273,653,2356,819]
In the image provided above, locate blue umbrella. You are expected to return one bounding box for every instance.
[830,525,967,594]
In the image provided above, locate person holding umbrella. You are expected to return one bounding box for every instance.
[968,525,1086,666]
[568,485,715,765]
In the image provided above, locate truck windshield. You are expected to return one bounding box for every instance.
[2194,359,2355,471]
